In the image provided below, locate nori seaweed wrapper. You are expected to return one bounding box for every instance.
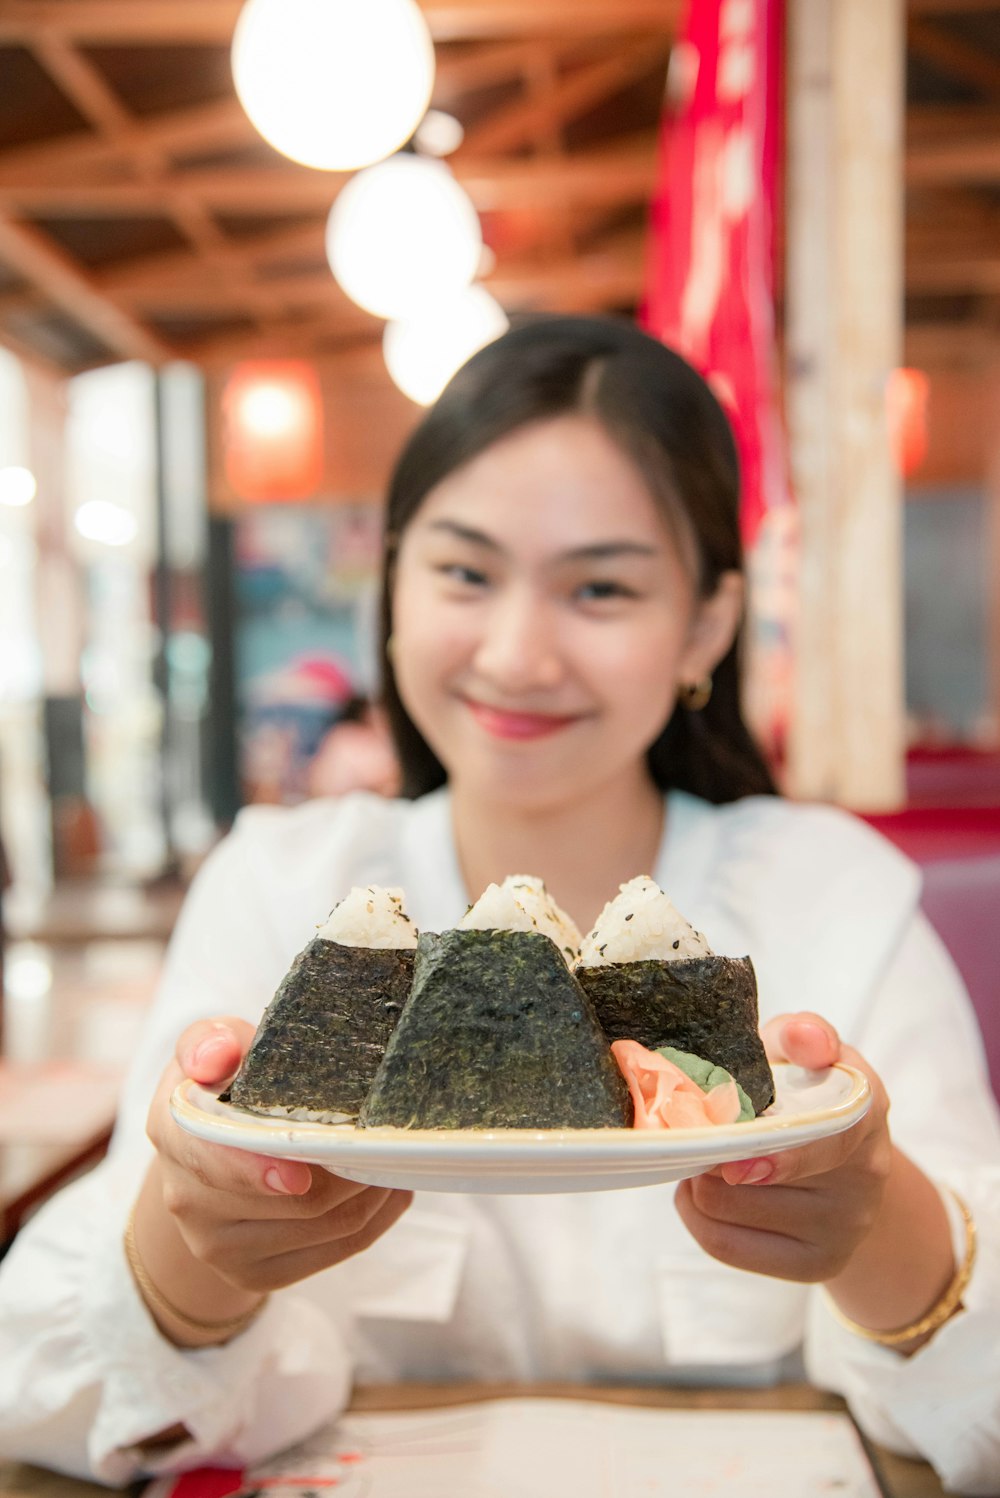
[229,937,415,1120]
[358,929,632,1130]
[576,955,774,1115]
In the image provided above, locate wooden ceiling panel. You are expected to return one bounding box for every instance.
[562,48,669,151]
[80,45,235,117]
[0,0,997,373]
[0,45,89,147]
[32,214,188,268]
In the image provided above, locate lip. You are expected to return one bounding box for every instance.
[463,698,581,741]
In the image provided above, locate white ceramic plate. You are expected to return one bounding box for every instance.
[170,1063,871,1194]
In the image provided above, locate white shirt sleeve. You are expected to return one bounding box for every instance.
[803,910,1000,1496]
[0,814,355,1482]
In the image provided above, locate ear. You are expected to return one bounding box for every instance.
[677,570,744,684]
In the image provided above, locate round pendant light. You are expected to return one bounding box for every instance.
[326,154,483,320]
[383,286,509,406]
[232,0,435,172]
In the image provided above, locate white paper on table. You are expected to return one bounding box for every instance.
[146,1398,887,1498]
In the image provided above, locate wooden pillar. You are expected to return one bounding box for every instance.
[24,361,98,878]
[784,0,907,809]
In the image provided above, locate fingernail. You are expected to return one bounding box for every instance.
[191,1037,231,1071]
[264,1166,294,1194]
[730,1158,774,1186]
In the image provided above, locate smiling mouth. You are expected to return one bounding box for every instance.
[463,699,581,741]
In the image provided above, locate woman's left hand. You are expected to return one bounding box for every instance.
[674,1012,893,1283]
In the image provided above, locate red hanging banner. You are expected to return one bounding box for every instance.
[642,0,789,549]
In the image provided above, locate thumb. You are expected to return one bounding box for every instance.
[176,1017,256,1086]
[761,1011,841,1069]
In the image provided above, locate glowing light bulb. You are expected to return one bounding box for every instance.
[232,0,435,171]
[327,154,482,320]
[383,286,509,406]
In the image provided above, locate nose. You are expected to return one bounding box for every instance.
[472,584,565,695]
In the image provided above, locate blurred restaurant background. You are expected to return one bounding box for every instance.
[0,0,998,1243]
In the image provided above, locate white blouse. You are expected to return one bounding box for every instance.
[1,789,998,1492]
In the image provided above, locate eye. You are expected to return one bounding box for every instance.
[436,562,489,588]
[575,579,638,603]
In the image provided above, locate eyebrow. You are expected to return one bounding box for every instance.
[425,518,660,562]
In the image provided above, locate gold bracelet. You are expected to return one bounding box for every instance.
[124,1205,269,1344]
[825,1190,976,1348]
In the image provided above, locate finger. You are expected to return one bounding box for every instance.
[675,1178,830,1282]
[761,1012,841,1069]
[688,1172,829,1232]
[177,1017,256,1085]
[220,1184,409,1259]
[245,1189,414,1291]
[162,1126,316,1203]
[717,1103,884,1189]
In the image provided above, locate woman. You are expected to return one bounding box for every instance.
[1,318,997,1490]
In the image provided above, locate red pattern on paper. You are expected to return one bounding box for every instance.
[163,1469,245,1498]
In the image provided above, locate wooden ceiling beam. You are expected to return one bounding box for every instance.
[0,98,251,184]
[908,104,1000,140]
[121,270,356,316]
[0,0,243,44]
[460,140,659,207]
[0,0,682,44]
[29,34,235,268]
[523,46,575,255]
[94,221,327,298]
[0,212,173,361]
[907,130,1000,182]
[45,232,995,320]
[425,1,682,39]
[0,139,659,213]
[906,181,1000,232]
[174,318,382,369]
[23,220,994,311]
[31,34,131,136]
[138,232,647,366]
[434,39,537,98]
[0,44,561,186]
[906,251,1000,294]
[908,1,1000,13]
[88,231,644,313]
[459,36,667,155]
[904,319,1000,368]
[907,214,1000,250]
[489,241,645,310]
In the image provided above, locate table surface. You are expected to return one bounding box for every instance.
[0,1382,946,1498]
[0,938,162,1243]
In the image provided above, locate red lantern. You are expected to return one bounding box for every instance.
[887,368,930,479]
[222,360,324,502]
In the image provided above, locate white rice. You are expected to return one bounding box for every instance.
[577,875,712,967]
[317,885,418,948]
[458,873,582,966]
[249,1102,355,1125]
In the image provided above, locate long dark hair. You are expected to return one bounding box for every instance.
[379,314,777,804]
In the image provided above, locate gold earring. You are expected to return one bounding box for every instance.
[385,635,395,661]
[679,676,713,711]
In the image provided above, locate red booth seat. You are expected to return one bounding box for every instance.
[918,855,1000,1103]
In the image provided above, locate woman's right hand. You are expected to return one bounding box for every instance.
[136,1017,412,1339]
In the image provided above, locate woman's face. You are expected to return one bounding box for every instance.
[391,414,739,813]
